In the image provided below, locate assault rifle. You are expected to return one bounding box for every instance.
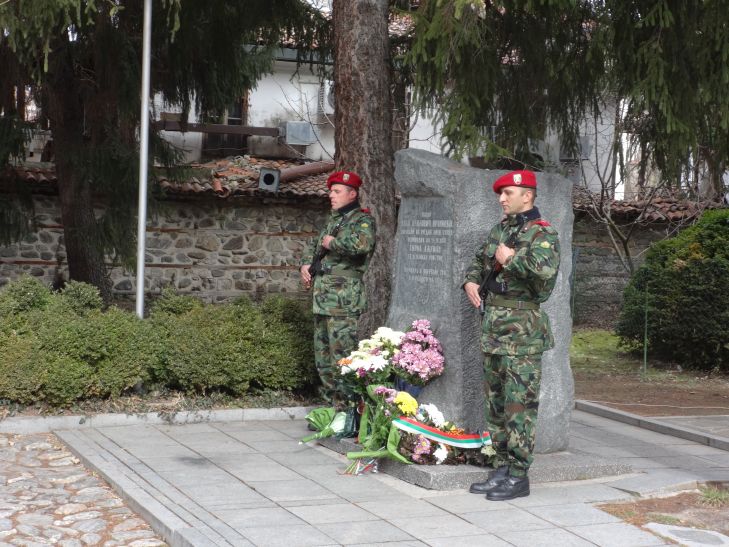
[478,229,521,314]
[309,213,350,279]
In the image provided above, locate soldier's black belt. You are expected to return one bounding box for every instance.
[485,296,539,310]
[321,269,363,279]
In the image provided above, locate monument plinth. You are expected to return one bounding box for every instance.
[388,149,574,452]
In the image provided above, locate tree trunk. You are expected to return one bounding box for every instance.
[332,0,396,335]
[46,50,112,303]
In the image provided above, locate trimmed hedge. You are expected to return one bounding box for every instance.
[616,209,729,372]
[154,295,316,395]
[0,277,317,405]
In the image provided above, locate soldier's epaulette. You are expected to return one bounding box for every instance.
[533,220,551,227]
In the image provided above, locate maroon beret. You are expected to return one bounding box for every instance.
[327,170,362,189]
[492,170,537,194]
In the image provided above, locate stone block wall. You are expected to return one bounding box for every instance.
[1,193,679,325]
[572,215,669,327]
[0,195,327,303]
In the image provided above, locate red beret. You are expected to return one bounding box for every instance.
[492,170,537,194]
[327,170,362,190]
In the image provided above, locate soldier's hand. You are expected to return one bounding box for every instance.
[495,244,515,265]
[322,235,335,249]
[300,264,312,288]
[464,282,481,308]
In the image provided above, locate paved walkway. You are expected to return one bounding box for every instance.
[0,432,165,546]
[53,410,729,547]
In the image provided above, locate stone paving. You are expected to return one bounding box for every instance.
[0,433,166,547]
[2,408,729,546]
[57,411,725,546]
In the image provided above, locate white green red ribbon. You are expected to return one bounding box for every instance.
[392,416,491,449]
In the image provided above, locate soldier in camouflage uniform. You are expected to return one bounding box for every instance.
[300,171,375,406]
[463,170,560,501]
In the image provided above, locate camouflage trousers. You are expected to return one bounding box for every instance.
[313,314,359,405]
[483,353,542,477]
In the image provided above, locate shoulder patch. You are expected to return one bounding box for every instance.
[534,220,551,227]
[361,208,371,214]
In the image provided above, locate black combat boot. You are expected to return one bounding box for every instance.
[486,475,530,501]
[469,465,509,494]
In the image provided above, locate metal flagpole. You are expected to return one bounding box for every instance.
[135,0,153,318]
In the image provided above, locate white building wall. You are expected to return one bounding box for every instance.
[154,54,617,191]
[152,95,204,164]
[246,60,334,161]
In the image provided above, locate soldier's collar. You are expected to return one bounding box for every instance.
[506,207,540,227]
[334,200,361,216]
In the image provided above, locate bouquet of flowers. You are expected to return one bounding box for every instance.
[337,327,406,400]
[391,320,445,387]
[306,320,447,454]
[344,384,415,474]
[346,391,491,473]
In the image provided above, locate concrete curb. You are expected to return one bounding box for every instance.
[0,405,316,434]
[575,400,729,451]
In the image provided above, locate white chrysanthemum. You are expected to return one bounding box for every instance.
[365,354,389,371]
[348,352,389,372]
[373,327,405,346]
[419,403,446,428]
[434,443,448,464]
[358,338,382,351]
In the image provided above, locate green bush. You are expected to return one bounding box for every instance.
[258,295,317,388]
[42,354,93,406]
[57,280,104,315]
[0,276,51,333]
[150,288,203,316]
[163,303,259,394]
[34,307,155,398]
[0,331,45,404]
[616,209,729,372]
[0,275,316,405]
[163,296,316,395]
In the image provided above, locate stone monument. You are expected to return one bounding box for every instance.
[387,149,574,452]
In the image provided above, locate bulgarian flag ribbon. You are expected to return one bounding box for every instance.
[392,416,491,449]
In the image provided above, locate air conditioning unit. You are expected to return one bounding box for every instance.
[281,120,319,146]
[318,80,335,116]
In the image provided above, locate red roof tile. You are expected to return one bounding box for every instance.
[8,156,331,200]
[7,160,725,220]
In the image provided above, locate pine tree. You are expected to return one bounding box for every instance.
[406,0,729,195]
[0,0,328,301]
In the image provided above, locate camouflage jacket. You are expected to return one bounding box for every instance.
[463,207,560,356]
[301,203,376,317]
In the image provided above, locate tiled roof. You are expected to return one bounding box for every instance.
[9,156,331,200]
[573,186,726,222]
[158,156,331,199]
[8,161,726,220]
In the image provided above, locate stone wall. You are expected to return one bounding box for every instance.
[1,192,676,324]
[572,214,670,327]
[0,194,327,303]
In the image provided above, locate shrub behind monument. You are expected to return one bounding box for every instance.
[617,209,729,372]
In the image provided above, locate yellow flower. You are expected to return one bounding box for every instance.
[394,392,418,416]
